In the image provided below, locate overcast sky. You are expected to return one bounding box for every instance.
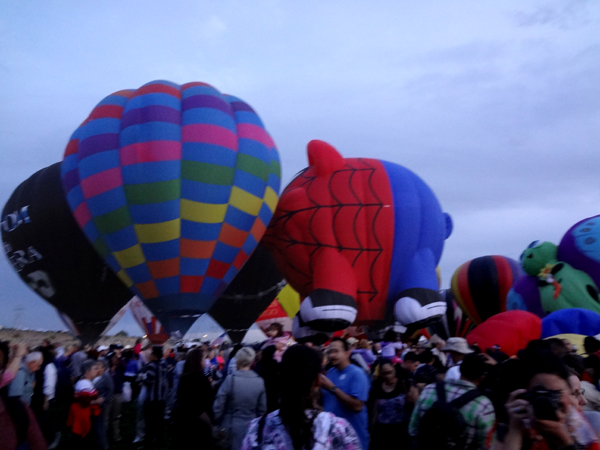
[1,1,598,336]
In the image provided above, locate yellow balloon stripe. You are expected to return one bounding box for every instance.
[263,186,278,213]
[134,219,180,244]
[181,199,227,223]
[113,244,145,269]
[229,186,262,216]
[116,269,134,287]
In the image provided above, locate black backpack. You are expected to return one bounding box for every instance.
[416,381,482,450]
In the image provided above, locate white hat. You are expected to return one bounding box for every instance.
[441,337,474,355]
[346,337,359,346]
[97,345,109,351]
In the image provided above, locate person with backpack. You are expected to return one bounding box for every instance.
[409,352,495,450]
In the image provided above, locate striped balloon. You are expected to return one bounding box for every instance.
[61,80,281,334]
[451,255,523,325]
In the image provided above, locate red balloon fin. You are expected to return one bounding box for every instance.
[307,140,345,175]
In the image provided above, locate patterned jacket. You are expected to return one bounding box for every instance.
[242,410,362,450]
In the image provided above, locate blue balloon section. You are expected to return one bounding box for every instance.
[541,308,600,339]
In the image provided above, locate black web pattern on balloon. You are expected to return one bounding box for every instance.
[268,159,385,304]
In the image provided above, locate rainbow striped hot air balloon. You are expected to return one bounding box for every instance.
[61,80,281,334]
[451,255,523,325]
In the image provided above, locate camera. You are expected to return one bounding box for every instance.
[519,386,563,421]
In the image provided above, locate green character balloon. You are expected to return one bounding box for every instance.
[538,262,600,314]
[521,241,559,276]
[517,241,600,315]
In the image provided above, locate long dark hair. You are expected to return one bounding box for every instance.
[279,345,322,450]
[182,348,204,377]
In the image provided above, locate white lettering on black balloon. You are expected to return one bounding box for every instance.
[5,246,44,271]
[1,206,31,233]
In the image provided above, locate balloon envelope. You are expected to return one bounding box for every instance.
[558,214,600,289]
[255,284,300,334]
[61,80,281,335]
[2,163,132,343]
[541,308,600,339]
[467,310,542,357]
[428,289,473,340]
[451,255,523,325]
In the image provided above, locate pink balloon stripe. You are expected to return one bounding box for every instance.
[73,202,92,227]
[120,141,182,166]
[236,123,274,148]
[81,167,123,199]
[182,124,238,150]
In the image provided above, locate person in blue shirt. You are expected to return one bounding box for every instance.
[321,337,370,449]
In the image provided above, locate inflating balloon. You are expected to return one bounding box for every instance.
[466,310,542,357]
[558,214,600,289]
[263,140,452,336]
[255,299,293,334]
[128,297,169,344]
[255,284,300,334]
[2,163,132,343]
[506,275,545,317]
[208,245,285,343]
[61,80,281,334]
[428,289,474,340]
[451,255,522,325]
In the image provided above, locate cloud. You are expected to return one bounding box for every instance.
[510,0,592,29]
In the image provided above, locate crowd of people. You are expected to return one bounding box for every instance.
[4,322,600,450]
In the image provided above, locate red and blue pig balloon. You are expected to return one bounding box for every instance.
[263,140,452,336]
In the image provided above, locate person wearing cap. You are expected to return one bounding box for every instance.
[409,353,496,450]
[442,337,474,381]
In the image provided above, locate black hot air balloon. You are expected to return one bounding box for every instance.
[1,163,132,343]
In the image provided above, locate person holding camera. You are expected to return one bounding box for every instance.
[495,349,599,450]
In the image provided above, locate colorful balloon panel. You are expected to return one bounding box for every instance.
[451,255,523,325]
[2,163,132,343]
[466,310,542,357]
[61,81,280,334]
[275,284,300,319]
